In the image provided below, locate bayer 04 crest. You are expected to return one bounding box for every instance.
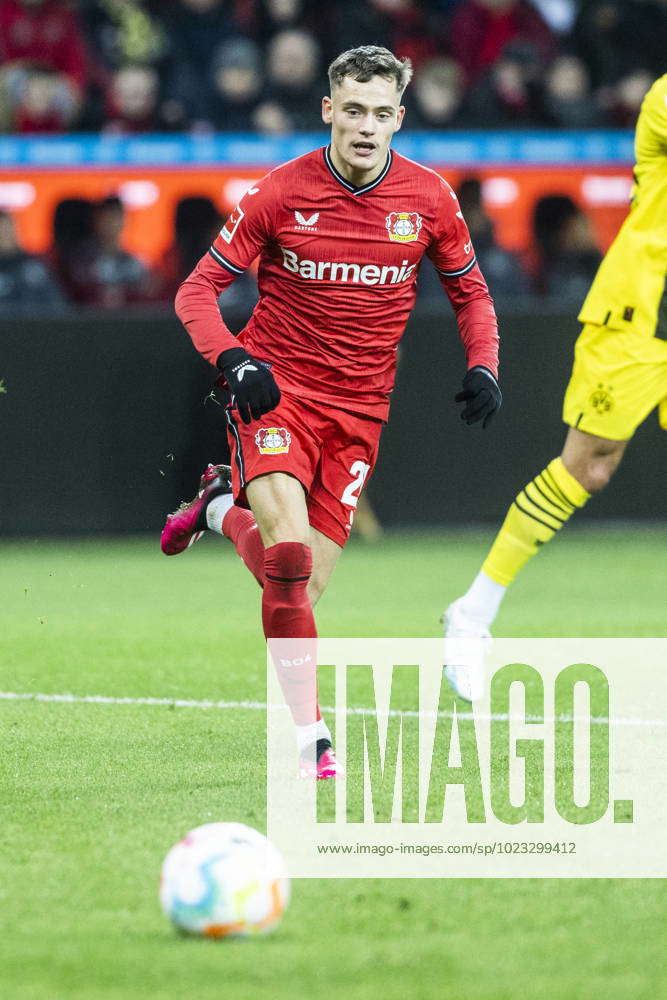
[255,427,292,455]
[385,212,423,243]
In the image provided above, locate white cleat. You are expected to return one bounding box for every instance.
[442,598,491,702]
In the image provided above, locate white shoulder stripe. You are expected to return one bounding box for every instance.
[209,246,245,275]
[438,256,477,279]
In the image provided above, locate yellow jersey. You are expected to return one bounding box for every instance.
[578,73,667,337]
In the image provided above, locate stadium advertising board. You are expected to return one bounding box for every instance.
[0,132,633,265]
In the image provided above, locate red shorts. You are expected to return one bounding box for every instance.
[225,390,383,547]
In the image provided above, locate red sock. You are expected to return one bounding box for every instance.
[263,542,320,727]
[222,506,264,586]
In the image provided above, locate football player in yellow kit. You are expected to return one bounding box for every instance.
[445,74,667,701]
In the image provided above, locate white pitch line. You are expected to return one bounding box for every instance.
[0,690,664,727]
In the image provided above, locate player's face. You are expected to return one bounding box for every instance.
[322,75,405,184]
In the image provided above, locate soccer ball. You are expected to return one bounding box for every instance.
[159,822,290,938]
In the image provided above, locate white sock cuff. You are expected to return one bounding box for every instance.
[295,717,332,754]
[316,717,332,744]
[205,493,234,534]
[462,571,506,627]
[295,722,319,754]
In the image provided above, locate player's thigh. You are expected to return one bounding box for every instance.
[563,323,667,440]
[246,472,310,547]
[226,390,321,546]
[307,413,383,549]
[307,526,343,605]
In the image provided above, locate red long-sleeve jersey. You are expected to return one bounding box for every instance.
[176,145,499,421]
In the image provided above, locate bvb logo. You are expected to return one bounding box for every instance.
[589,384,614,414]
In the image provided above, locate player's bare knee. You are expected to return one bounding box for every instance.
[580,455,619,494]
[562,431,626,496]
[261,519,310,548]
[581,465,607,494]
[249,495,309,547]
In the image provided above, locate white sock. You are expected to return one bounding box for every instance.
[295,717,332,754]
[460,571,506,627]
[316,717,332,744]
[295,722,318,755]
[205,493,234,533]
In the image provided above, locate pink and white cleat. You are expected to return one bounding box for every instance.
[299,743,344,780]
[160,464,232,555]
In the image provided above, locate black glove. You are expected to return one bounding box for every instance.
[217,347,281,425]
[455,366,501,429]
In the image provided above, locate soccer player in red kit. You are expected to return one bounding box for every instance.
[162,46,501,778]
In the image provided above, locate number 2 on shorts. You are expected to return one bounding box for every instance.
[341,460,370,508]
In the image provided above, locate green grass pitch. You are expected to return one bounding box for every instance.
[2,528,666,999]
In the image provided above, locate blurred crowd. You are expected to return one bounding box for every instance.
[0,0,663,136]
[0,193,258,311]
[3,0,654,314]
[0,183,604,312]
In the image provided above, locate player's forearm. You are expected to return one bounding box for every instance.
[442,266,499,376]
[175,268,240,366]
[454,298,499,378]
